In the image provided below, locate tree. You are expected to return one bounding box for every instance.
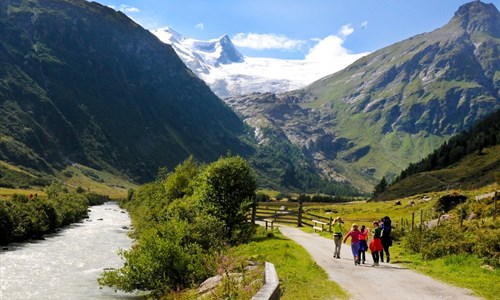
[196,155,257,240]
[373,176,388,198]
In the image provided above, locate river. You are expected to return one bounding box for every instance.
[0,202,143,300]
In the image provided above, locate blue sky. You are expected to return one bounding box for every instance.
[95,0,500,60]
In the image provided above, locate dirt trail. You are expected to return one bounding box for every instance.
[278,226,480,300]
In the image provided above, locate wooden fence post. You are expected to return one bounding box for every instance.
[411,212,415,230]
[329,216,333,232]
[460,207,464,229]
[251,200,256,225]
[494,192,497,221]
[420,209,423,230]
[297,200,303,227]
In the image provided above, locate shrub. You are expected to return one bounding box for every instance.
[85,193,109,206]
[99,156,259,297]
[99,201,224,297]
[196,155,257,241]
[0,191,90,244]
[99,221,214,297]
[401,219,500,268]
[255,192,270,202]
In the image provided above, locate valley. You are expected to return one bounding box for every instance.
[0,0,499,299]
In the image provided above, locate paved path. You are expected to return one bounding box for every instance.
[278,226,480,300]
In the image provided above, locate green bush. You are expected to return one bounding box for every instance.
[85,193,109,206]
[0,189,92,245]
[197,155,257,241]
[99,156,259,297]
[99,220,215,297]
[401,219,500,268]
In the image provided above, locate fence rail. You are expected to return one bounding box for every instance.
[251,202,335,231]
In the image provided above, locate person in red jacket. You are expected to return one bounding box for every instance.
[369,221,384,266]
[358,224,369,264]
[343,223,361,265]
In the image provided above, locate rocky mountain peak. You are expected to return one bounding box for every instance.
[153,26,186,43]
[450,1,500,37]
[214,34,244,64]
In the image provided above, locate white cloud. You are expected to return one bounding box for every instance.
[361,21,368,29]
[232,33,306,50]
[303,24,369,76]
[195,23,205,30]
[118,5,139,13]
[305,35,348,62]
[338,24,354,37]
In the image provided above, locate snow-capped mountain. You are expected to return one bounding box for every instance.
[152,27,365,98]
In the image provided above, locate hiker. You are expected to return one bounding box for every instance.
[369,221,383,266]
[343,223,361,265]
[358,224,369,264]
[331,217,345,259]
[380,216,392,263]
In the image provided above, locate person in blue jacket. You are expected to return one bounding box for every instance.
[380,216,392,263]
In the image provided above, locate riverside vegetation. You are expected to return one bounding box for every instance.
[0,182,108,245]
[98,155,261,298]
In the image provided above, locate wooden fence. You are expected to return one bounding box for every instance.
[249,202,334,232]
[249,191,498,233]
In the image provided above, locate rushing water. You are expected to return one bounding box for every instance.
[0,202,143,300]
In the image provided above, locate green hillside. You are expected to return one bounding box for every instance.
[303,1,499,187]
[225,1,499,192]
[379,145,499,200]
[377,109,500,199]
[0,0,251,183]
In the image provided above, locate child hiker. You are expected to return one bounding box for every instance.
[358,224,369,264]
[369,221,384,266]
[343,223,361,265]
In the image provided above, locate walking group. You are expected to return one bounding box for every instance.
[331,216,392,266]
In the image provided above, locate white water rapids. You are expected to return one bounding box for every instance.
[0,202,142,299]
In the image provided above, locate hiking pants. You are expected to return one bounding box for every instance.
[333,234,342,257]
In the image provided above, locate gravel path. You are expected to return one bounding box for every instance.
[278,226,480,300]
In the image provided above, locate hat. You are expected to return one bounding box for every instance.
[335,217,344,223]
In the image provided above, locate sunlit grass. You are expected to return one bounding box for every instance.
[391,245,500,300]
[57,165,137,199]
[0,187,46,199]
[233,228,348,300]
[0,161,35,176]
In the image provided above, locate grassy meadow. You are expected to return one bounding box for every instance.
[58,165,136,199]
[0,162,136,201]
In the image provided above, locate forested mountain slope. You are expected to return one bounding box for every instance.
[0,0,250,182]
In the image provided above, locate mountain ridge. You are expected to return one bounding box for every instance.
[227,0,500,192]
[152,27,367,98]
